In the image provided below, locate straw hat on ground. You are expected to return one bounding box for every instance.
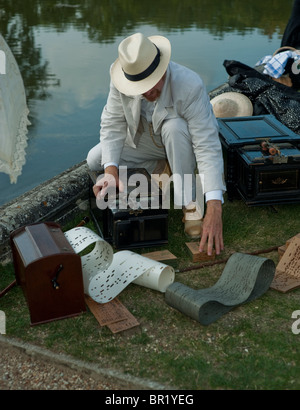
[210,92,253,118]
[111,33,171,95]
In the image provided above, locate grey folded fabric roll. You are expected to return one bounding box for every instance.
[165,252,275,325]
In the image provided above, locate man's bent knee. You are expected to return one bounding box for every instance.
[86,143,102,171]
[161,118,189,141]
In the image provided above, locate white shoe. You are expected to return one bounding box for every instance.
[182,201,203,238]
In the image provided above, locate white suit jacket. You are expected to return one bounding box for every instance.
[99,61,226,194]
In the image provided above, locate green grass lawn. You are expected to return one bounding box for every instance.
[1,195,300,390]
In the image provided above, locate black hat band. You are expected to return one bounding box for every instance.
[123,46,161,82]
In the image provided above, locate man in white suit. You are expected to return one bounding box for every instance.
[87,33,226,256]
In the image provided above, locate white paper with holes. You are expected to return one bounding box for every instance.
[64,227,175,303]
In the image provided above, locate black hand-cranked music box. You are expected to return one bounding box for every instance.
[218,115,300,206]
[10,222,86,326]
[89,168,168,249]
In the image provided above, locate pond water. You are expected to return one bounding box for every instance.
[0,0,294,206]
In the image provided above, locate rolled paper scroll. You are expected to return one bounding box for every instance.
[65,227,175,303]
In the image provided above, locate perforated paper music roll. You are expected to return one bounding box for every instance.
[64,227,175,303]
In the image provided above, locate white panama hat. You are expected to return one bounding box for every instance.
[211,92,253,118]
[111,32,171,95]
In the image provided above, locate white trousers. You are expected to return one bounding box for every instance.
[87,117,203,210]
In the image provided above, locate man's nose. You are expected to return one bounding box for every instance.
[144,87,154,96]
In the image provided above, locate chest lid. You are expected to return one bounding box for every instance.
[218,115,300,147]
[10,222,75,267]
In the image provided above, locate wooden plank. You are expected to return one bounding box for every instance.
[141,249,178,267]
[185,242,216,263]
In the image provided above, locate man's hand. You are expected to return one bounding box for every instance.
[93,166,124,199]
[199,200,223,256]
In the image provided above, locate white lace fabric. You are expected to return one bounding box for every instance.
[0,34,30,184]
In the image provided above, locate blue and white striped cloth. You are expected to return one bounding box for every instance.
[256,50,300,78]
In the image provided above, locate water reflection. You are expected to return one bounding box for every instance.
[0,0,294,206]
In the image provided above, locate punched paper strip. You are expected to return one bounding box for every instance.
[85,296,140,333]
[84,296,128,326]
[64,227,175,304]
[271,236,300,293]
[165,252,275,325]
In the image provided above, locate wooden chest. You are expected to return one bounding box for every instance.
[89,168,168,249]
[10,222,86,326]
[218,115,300,205]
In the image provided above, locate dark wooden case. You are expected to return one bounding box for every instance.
[10,222,86,326]
[218,115,300,205]
[89,168,168,249]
